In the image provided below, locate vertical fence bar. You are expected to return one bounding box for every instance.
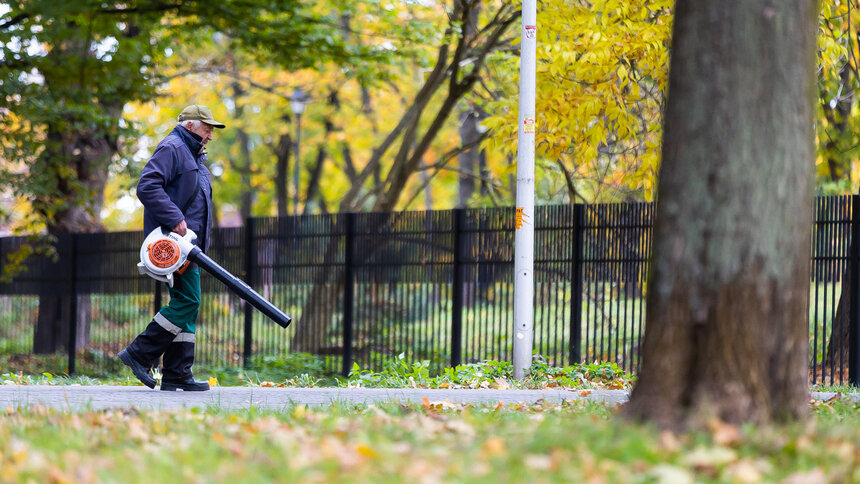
[850,195,860,386]
[243,217,255,368]
[451,208,464,367]
[811,197,820,384]
[342,213,356,376]
[822,197,840,385]
[569,204,584,365]
[67,235,78,375]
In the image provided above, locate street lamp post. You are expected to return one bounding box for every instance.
[290,88,307,216]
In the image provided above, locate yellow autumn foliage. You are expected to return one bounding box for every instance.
[484,0,672,203]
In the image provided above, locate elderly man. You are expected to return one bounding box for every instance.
[118,104,225,391]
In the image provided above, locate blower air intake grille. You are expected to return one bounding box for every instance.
[148,239,181,268]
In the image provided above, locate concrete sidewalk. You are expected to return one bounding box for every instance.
[0,386,852,412]
[0,385,629,411]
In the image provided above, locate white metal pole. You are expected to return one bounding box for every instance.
[513,0,536,380]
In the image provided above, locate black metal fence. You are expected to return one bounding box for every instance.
[0,198,855,384]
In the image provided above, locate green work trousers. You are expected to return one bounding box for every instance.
[158,268,200,334]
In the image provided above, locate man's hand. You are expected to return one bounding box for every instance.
[173,220,188,236]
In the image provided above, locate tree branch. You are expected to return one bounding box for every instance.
[0,13,29,30]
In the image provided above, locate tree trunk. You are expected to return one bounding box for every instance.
[304,90,340,215]
[458,109,481,207]
[824,218,853,371]
[273,124,292,218]
[33,119,114,353]
[33,294,90,355]
[623,0,817,429]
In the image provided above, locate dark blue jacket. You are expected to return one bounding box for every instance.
[137,126,213,252]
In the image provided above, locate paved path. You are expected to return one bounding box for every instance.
[0,386,852,412]
[0,386,630,411]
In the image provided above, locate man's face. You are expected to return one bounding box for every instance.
[186,122,215,145]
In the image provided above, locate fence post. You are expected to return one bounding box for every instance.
[851,195,860,386]
[450,208,464,368]
[243,217,255,368]
[67,234,78,375]
[342,212,356,377]
[569,204,584,366]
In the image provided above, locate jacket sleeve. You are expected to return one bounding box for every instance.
[136,143,185,229]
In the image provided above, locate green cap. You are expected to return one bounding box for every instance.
[177,105,226,129]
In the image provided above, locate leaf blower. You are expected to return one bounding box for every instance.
[137,227,292,328]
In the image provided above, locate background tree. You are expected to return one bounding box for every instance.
[290,0,520,352]
[810,0,860,369]
[623,0,817,429]
[483,0,673,204]
[0,0,371,352]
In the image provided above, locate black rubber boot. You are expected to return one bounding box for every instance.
[118,349,156,389]
[121,316,179,388]
[160,339,209,392]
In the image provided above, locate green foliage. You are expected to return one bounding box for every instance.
[816,0,859,188]
[0,371,121,386]
[199,352,338,387]
[0,350,134,380]
[0,0,398,238]
[346,353,634,389]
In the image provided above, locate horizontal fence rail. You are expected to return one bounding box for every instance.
[0,198,855,385]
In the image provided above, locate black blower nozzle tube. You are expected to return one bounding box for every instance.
[188,247,292,328]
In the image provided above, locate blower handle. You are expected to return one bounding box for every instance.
[187,247,292,328]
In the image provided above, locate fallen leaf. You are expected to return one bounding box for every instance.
[708,419,742,447]
[355,443,379,459]
[444,419,475,437]
[579,390,592,397]
[260,381,275,387]
[524,454,553,470]
[493,377,510,390]
[481,436,506,457]
[10,439,28,464]
[681,446,738,470]
[722,459,763,483]
[292,405,307,419]
[650,464,695,484]
[659,430,681,453]
[779,469,828,484]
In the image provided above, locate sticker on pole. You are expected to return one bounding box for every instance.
[525,25,536,39]
[523,117,535,134]
[516,207,529,229]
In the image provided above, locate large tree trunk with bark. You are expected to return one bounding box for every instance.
[623,0,817,429]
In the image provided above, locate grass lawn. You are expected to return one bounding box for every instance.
[1,398,859,483]
[3,358,860,482]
